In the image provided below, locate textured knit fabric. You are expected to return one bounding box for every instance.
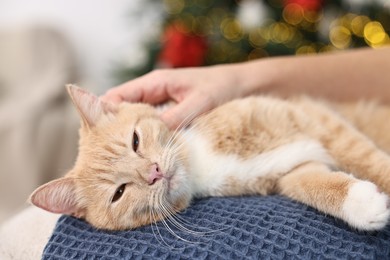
[43,195,390,259]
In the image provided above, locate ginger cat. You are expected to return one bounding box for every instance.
[30,85,390,231]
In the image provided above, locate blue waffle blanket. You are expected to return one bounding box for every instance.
[42,195,390,259]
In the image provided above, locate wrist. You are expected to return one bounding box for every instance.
[227,59,281,98]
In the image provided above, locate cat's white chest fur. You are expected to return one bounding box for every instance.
[183,129,335,197]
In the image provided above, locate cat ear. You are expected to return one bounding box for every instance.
[66,84,117,128]
[29,177,82,216]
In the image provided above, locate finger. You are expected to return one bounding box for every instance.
[160,95,212,130]
[99,91,124,103]
[102,74,172,105]
[100,80,144,104]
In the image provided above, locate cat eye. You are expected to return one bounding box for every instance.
[112,184,126,203]
[132,132,139,152]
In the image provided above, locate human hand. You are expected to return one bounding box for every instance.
[101,65,246,129]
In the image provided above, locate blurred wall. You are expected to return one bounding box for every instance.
[0,0,162,92]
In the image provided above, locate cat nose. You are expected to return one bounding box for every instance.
[148,163,163,185]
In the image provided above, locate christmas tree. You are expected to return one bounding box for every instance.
[114,0,390,83]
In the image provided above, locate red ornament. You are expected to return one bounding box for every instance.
[158,22,208,68]
[284,0,323,11]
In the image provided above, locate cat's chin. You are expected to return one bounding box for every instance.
[161,174,178,201]
[167,193,191,214]
[164,176,192,213]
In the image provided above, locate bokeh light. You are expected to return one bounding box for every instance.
[329,26,351,49]
[220,18,244,42]
[364,21,390,47]
[283,4,304,26]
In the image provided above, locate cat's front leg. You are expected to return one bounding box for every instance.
[277,162,390,231]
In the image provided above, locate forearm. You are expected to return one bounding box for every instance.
[231,47,390,103]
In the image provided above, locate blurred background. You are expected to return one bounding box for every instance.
[0,0,163,223]
[0,0,389,224]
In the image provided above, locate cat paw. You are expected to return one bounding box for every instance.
[342,181,390,231]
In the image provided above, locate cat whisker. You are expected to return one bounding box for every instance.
[162,133,186,170]
[155,194,200,244]
[160,198,217,236]
[166,120,219,173]
[160,201,197,235]
[151,211,176,249]
[164,128,197,162]
[159,198,219,240]
[149,193,176,249]
[149,203,159,240]
[166,117,207,156]
[161,108,205,169]
[162,120,191,165]
[163,108,200,153]
[157,208,191,244]
[168,147,189,164]
[161,109,213,177]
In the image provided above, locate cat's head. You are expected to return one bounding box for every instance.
[29,85,192,230]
